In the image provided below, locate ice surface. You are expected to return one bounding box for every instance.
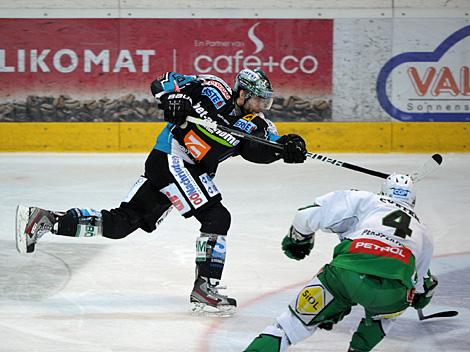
[0,153,469,351]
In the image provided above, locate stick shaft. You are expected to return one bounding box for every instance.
[186,116,389,179]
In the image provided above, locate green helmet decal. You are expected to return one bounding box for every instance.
[233,68,273,99]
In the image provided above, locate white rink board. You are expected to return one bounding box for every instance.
[0,153,469,351]
[0,0,468,9]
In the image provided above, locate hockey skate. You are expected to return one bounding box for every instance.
[190,277,237,316]
[15,205,57,254]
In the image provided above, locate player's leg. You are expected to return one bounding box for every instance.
[244,266,353,351]
[149,152,235,313]
[16,176,172,253]
[191,201,236,314]
[348,317,394,352]
[347,275,410,351]
[57,176,173,239]
[100,176,173,239]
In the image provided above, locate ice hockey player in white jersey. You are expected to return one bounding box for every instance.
[244,174,437,352]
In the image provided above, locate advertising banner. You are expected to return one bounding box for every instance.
[377,21,470,122]
[0,19,333,122]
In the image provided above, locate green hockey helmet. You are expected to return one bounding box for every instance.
[233,68,273,110]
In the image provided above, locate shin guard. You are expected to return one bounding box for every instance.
[57,208,103,237]
[195,233,226,280]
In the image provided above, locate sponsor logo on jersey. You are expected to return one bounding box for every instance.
[203,80,231,99]
[160,183,191,214]
[361,229,402,246]
[183,130,211,160]
[167,93,190,100]
[199,173,220,197]
[241,113,256,121]
[295,285,325,315]
[168,155,207,209]
[192,111,240,147]
[234,118,257,133]
[349,238,412,264]
[201,87,226,109]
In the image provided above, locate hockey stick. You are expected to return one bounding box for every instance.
[409,154,443,182]
[186,116,390,179]
[417,308,458,320]
[186,116,443,180]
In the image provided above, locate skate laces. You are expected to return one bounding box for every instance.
[206,281,231,300]
[28,209,55,241]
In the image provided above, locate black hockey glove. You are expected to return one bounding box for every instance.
[412,274,438,309]
[159,93,193,126]
[281,226,315,260]
[278,134,307,163]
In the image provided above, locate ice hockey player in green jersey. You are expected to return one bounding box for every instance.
[244,174,437,352]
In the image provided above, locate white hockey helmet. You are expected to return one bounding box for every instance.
[380,173,416,207]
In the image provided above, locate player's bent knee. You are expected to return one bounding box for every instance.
[280,276,347,345]
[195,203,231,235]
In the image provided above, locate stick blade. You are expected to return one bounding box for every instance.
[432,153,443,165]
[410,154,443,182]
[419,309,459,320]
[430,310,459,318]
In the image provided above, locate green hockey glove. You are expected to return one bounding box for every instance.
[412,274,438,309]
[281,226,314,260]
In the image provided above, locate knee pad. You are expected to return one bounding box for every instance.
[57,208,102,237]
[195,233,227,280]
[277,310,317,346]
[195,203,231,235]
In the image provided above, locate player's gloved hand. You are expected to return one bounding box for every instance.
[159,93,193,126]
[282,226,315,260]
[278,134,307,163]
[412,274,438,309]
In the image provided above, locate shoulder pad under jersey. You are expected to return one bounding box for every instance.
[159,72,196,93]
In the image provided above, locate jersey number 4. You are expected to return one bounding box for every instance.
[382,210,412,238]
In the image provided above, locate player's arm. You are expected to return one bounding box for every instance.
[282,191,357,260]
[281,203,324,260]
[238,117,307,164]
[412,232,437,309]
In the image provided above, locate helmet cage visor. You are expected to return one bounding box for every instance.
[244,95,273,111]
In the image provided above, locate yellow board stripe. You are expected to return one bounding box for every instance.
[0,122,468,152]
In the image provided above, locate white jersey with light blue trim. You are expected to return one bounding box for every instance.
[150,72,282,175]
